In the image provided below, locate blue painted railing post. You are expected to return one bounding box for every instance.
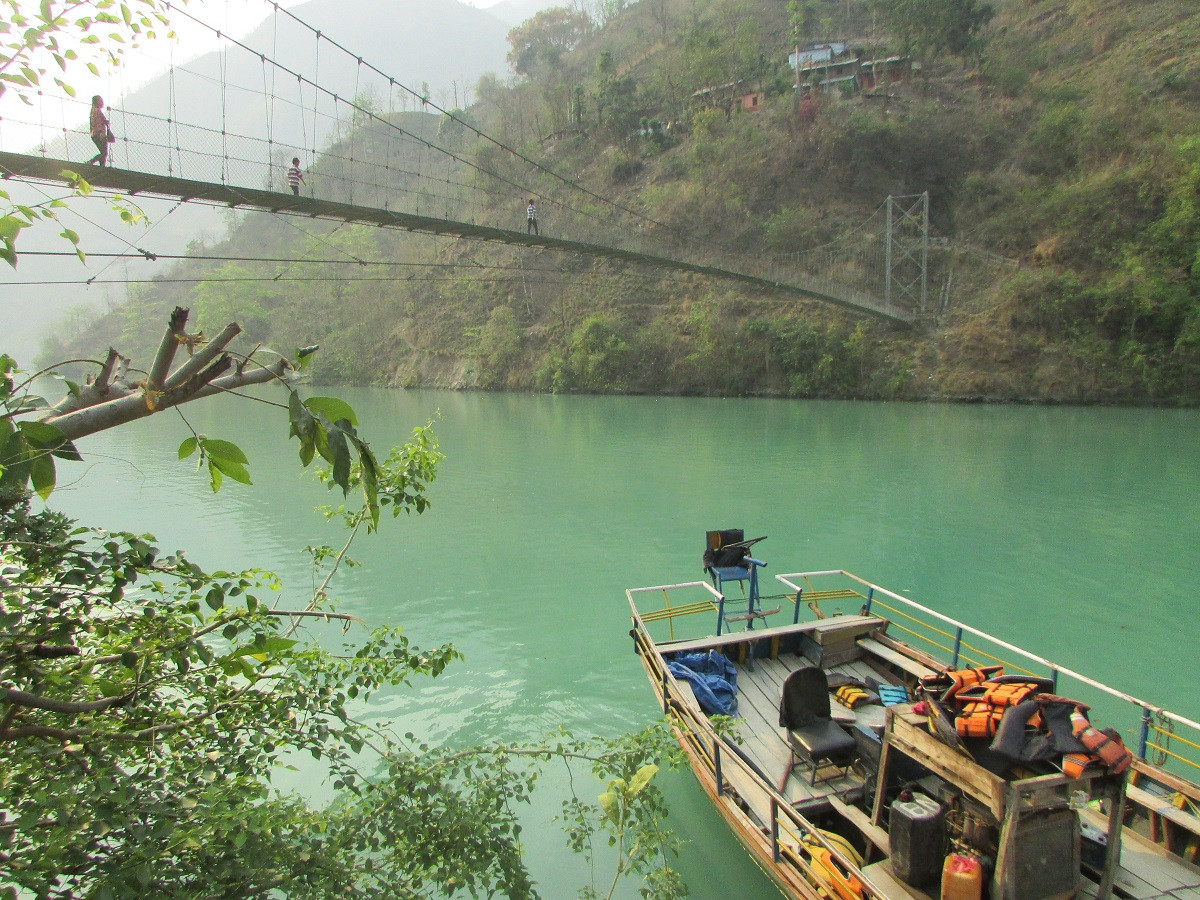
[716,594,726,636]
[714,738,723,797]
[1139,706,1152,761]
[770,798,781,863]
[864,587,874,614]
[793,589,803,625]
[1049,667,1059,692]
[951,627,962,668]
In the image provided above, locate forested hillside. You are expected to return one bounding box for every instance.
[46,0,1200,404]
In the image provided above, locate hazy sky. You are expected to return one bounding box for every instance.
[3,0,507,123]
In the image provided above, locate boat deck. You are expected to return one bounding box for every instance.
[727,648,1200,899]
[631,566,1200,900]
[731,649,895,810]
[1081,808,1200,900]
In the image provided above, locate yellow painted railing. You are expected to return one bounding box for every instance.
[776,570,1200,779]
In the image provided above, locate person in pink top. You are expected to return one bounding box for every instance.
[86,95,113,166]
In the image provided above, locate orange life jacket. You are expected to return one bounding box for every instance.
[1062,752,1097,779]
[1070,708,1133,774]
[956,701,1006,738]
[953,680,1045,738]
[921,665,1004,702]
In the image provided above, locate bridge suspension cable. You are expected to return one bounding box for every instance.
[157,0,680,243]
[256,0,682,238]
[0,0,923,323]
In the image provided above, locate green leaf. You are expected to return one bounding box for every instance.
[178,437,197,459]
[18,420,66,447]
[628,763,658,796]
[198,438,247,464]
[326,424,351,493]
[0,216,22,241]
[120,651,138,669]
[209,456,251,485]
[207,460,223,492]
[358,442,380,530]
[304,396,358,427]
[205,586,224,610]
[50,438,82,461]
[18,421,82,462]
[598,791,620,824]
[288,391,316,466]
[29,451,55,500]
[295,345,319,371]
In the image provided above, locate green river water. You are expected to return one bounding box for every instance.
[43,388,1200,898]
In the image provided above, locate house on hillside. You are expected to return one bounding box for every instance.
[857,56,913,90]
[787,42,912,97]
[740,88,765,111]
[788,42,848,70]
[692,79,765,115]
[790,42,858,96]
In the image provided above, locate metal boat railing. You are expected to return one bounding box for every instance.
[776,570,1200,780]
[627,586,890,899]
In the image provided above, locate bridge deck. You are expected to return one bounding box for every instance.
[0,150,913,324]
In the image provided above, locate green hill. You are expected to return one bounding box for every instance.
[46,0,1200,404]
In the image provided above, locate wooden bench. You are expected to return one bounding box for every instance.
[656,614,886,657]
[857,636,936,681]
[1126,783,1200,862]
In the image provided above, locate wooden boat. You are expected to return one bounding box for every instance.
[627,537,1200,899]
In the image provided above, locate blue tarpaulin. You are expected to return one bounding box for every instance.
[666,650,738,716]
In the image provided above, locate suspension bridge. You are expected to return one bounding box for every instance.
[0,1,927,325]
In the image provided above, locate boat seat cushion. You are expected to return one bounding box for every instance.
[789,719,856,763]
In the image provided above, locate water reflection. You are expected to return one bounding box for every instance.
[39,388,1200,898]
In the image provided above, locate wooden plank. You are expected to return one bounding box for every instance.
[1129,784,1200,837]
[859,861,933,899]
[657,615,885,656]
[1098,774,1126,899]
[858,636,937,680]
[731,665,796,793]
[828,794,890,854]
[889,713,1006,819]
[1134,761,1200,802]
[675,680,703,712]
[1083,806,1200,899]
[1120,843,1200,892]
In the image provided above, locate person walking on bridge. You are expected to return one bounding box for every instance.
[287,158,305,196]
[85,95,113,167]
[526,199,538,235]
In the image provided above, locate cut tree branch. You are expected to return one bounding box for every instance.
[145,306,188,391]
[39,312,294,442]
[2,686,135,715]
[162,321,241,390]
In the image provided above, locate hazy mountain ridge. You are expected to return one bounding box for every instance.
[30,0,1200,403]
[4,0,521,364]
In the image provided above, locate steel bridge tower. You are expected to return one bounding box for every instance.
[885,192,929,316]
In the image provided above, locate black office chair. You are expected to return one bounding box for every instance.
[778,667,857,786]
